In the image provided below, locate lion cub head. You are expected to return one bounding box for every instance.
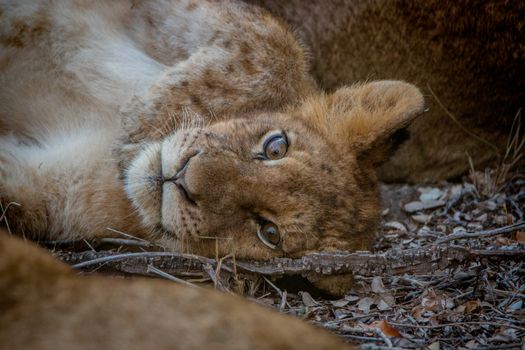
[124,81,424,259]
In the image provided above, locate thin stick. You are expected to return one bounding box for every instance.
[83,239,96,252]
[97,238,153,248]
[262,276,283,297]
[489,288,525,300]
[278,290,287,311]
[202,263,230,292]
[71,251,216,269]
[336,326,394,347]
[388,321,525,332]
[436,222,525,243]
[147,265,199,288]
[215,253,233,289]
[105,227,150,243]
[427,83,500,155]
[369,328,393,347]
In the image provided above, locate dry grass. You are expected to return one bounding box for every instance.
[469,109,524,197]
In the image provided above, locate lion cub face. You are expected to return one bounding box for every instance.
[125,81,424,259]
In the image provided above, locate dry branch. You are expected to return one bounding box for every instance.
[55,244,525,280]
[435,222,525,243]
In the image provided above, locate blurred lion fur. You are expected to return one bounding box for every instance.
[0,231,354,350]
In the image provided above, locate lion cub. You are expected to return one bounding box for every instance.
[0,0,424,259]
[0,232,354,350]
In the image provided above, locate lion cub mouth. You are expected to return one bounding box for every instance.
[124,129,204,238]
[164,151,200,206]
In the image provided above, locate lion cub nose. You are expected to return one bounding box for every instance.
[164,151,201,205]
[174,165,188,191]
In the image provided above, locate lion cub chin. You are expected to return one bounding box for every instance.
[0,232,355,350]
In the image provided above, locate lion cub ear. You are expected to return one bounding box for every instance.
[305,81,425,165]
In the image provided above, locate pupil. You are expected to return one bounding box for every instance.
[270,139,284,156]
[266,226,276,236]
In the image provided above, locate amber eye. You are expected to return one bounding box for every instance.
[257,221,281,249]
[263,134,288,160]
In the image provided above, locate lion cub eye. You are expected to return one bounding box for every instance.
[263,134,288,160]
[257,221,281,249]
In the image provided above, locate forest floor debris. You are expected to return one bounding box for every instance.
[44,171,524,349]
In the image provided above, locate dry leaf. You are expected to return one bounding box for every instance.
[419,187,444,202]
[411,305,426,320]
[427,342,440,350]
[475,213,488,222]
[467,222,483,230]
[441,297,455,310]
[371,276,387,294]
[449,184,463,197]
[465,340,478,349]
[357,297,375,314]
[515,231,525,243]
[453,226,466,234]
[412,214,430,223]
[330,299,349,308]
[496,236,513,246]
[380,293,396,307]
[345,295,360,302]
[368,320,401,337]
[421,296,438,311]
[506,300,523,312]
[490,328,520,342]
[333,309,349,320]
[480,200,497,211]
[383,221,407,232]
[376,298,391,311]
[455,305,466,313]
[404,200,445,213]
[464,300,479,313]
[301,291,318,307]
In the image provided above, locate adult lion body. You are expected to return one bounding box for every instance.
[0,231,354,350]
[247,0,525,182]
[0,0,425,258]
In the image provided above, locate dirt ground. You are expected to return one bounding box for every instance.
[48,168,524,350]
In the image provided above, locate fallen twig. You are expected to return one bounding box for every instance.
[387,320,525,332]
[436,222,525,243]
[147,265,199,288]
[56,245,525,279]
[97,237,155,248]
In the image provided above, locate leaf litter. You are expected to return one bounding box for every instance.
[255,173,525,349]
[37,169,525,349]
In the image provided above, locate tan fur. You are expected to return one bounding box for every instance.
[0,231,355,350]
[246,0,525,182]
[0,0,424,259]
